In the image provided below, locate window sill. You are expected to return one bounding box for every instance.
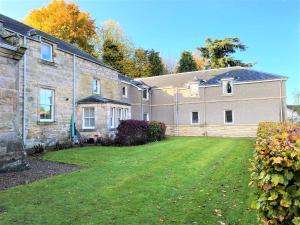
[224,123,234,125]
[39,59,56,67]
[80,128,96,132]
[37,121,56,125]
[222,94,233,97]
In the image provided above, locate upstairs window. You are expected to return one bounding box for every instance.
[189,83,199,97]
[222,79,233,95]
[122,86,128,98]
[191,112,199,124]
[41,42,53,62]
[143,113,149,121]
[92,79,100,94]
[39,88,54,122]
[142,89,149,100]
[224,110,234,124]
[83,107,95,129]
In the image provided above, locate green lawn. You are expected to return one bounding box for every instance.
[0,137,257,225]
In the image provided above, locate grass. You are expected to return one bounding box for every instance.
[0,137,257,225]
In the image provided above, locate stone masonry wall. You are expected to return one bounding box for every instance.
[0,49,27,172]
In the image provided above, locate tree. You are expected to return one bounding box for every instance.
[192,50,209,70]
[23,0,97,56]
[147,49,164,76]
[131,48,151,78]
[177,51,198,73]
[102,39,124,72]
[197,37,254,69]
[93,19,133,59]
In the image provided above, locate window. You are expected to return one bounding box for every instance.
[110,107,130,129]
[142,89,149,100]
[83,107,95,129]
[92,79,100,94]
[143,113,149,121]
[122,86,128,98]
[39,88,54,122]
[224,110,234,124]
[41,42,53,62]
[189,83,199,97]
[222,79,233,95]
[191,112,199,124]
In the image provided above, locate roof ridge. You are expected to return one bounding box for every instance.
[136,66,242,81]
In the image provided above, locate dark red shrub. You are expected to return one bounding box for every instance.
[115,120,149,146]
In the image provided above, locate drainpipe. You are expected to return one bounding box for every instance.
[140,90,143,120]
[204,85,207,136]
[22,36,27,146]
[279,80,283,122]
[72,54,76,138]
[175,88,179,136]
[149,89,152,121]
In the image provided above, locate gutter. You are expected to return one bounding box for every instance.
[22,36,27,146]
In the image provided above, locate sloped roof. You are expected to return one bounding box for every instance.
[77,95,130,106]
[137,67,287,88]
[0,13,107,67]
[203,68,287,85]
[118,73,149,89]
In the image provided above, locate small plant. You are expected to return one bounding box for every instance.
[32,144,45,155]
[147,121,166,142]
[96,136,115,146]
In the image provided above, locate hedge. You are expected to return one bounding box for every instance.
[249,122,300,225]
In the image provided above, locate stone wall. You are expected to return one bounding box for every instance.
[166,124,258,137]
[0,47,27,172]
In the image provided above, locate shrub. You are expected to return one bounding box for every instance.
[96,136,115,146]
[249,122,300,225]
[147,121,166,142]
[115,120,149,146]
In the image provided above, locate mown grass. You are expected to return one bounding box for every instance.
[0,137,257,225]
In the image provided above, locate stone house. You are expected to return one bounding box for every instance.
[0,14,287,171]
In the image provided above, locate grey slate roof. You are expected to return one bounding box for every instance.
[77,95,130,106]
[0,13,107,67]
[137,67,286,88]
[118,73,149,89]
[203,68,287,85]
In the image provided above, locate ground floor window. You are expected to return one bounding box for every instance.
[110,107,130,128]
[191,111,199,124]
[143,113,149,121]
[39,88,54,122]
[83,107,95,129]
[224,110,234,124]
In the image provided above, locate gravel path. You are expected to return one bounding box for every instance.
[0,158,80,191]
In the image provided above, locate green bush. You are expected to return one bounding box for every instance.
[147,121,166,142]
[249,122,300,225]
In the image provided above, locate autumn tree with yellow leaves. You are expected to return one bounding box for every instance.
[23,0,97,56]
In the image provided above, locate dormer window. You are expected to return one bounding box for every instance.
[222,79,233,95]
[41,42,53,62]
[189,83,199,97]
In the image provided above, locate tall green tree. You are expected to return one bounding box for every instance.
[102,39,124,72]
[177,51,198,73]
[147,49,164,76]
[131,48,151,78]
[198,38,254,69]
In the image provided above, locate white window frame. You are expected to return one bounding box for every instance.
[39,88,55,122]
[109,107,115,129]
[143,113,149,121]
[41,42,53,62]
[142,89,149,100]
[82,107,95,129]
[189,83,199,97]
[224,110,234,124]
[92,79,101,95]
[222,79,234,95]
[122,86,128,98]
[190,111,200,125]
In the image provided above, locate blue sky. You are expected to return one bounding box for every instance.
[1,0,299,103]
